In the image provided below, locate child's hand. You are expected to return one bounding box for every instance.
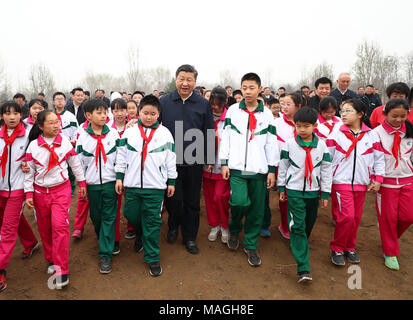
[115,179,124,195]
[126,119,138,129]
[25,198,34,209]
[205,165,214,171]
[279,192,285,201]
[221,167,230,180]
[367,180,381,193]
[267,173,275,189]
[167,185,175,198]
[321,199,328,208]
[80,187,87,200]
[21,162,30,173]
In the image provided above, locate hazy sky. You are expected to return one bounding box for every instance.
[1,0,412,91]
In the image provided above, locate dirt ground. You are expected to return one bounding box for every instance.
[1,190,412,300]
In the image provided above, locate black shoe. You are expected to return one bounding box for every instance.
[227,233,239,250]
[243,248,261,267]
[134,238,143,253]
[125,230,137,239]
[149,262,162,277]
[167,229,178,244]
[112,242,120,255]
[297,271,312,283]
[56,274,69,289]
[344,250,360,264]
[331,251,345,266]
[100,256,112,274]
[185,241,199,254]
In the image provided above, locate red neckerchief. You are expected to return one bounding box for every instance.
[342,131,366,159]
[112,121,126,138]
[283,114,297,137]
[138,123,159,171]
[89,133,108,167]
[214,119,220,155]
[295,136,313,188]
[324,122,335,134]
[0,123,24,181]
[392,132,401,168]
[41,138,60,176]
[243,108,258,142]
[56,113,63,133]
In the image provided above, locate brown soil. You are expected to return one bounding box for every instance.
[1,191,412,300]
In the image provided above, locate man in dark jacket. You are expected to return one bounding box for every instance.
[13,93,29,119]
[66,87,86,124]
[361,84,382,117]
[329,73,359,106]
[160,64,215,254]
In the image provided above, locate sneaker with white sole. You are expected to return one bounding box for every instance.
[0,270,7,292]
[21,242,40,259]
[331,251,345,266]
[149,262,162,277]
[344,250,360,264]
[227,233,239,250]
[208,226,220,242]
[100,257,112,274]
[220,227,229,244]
[298,271,312,283]
[278,225,290,240]
[243,248,262,267]
[56,274,69,289]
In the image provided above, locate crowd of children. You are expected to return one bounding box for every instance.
[0,72,413,291]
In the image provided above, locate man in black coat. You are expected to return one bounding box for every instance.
[66,87,86,124]
[160,64,215,254]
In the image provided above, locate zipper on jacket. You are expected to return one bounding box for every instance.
[140,128,147,189]
[99,151,103,185]
[8,145,12,198]
[244,121,249,170]
[350,131,357,191]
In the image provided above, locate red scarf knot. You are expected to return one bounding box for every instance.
[0,123,24,181]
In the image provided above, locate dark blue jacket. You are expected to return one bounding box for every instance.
[160,90,215,166]
[329,88,359,106]
[361,94,382,117]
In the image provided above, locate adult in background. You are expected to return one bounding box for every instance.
[95,89,111,109]
[225,86,233,97]
[358,86,365,97]
[13,93,29,119]
[361,84,382,117]
[301,86,310,99]
[160,64,215,254]
[308,77,332,112]
[330,73,359,107]
[66,87,86,124]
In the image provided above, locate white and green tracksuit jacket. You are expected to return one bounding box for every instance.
[115,120,177,189]
[218,100,279,177]
[56,109,79,141]
[76,124,120,186]
[277,134,332,199]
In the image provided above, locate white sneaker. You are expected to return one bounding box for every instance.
[208,226,220,241]
[47,264,54,275]
[221,227,229,243]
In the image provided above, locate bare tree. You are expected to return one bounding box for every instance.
[81,71,127,95]
[374,55,400,94]
[219,70,237,89]
[404,52,413,86]
[28,63,55,98]
[352,40,383,88]
[147,66,172,92]
[126,45,141,92]
[298,62,334,89]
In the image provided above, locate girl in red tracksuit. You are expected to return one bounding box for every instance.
[373,98,413,271]
[326,98,385,266]
[0,102,39,292]
[24,110,87,289]
[202,87,231,243]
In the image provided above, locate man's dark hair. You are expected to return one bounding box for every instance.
[53,91,66,100]
[267,97,280,106]
[83,98,108,114]
[232,89,242,96]
[225,86,232,90]
[95,89,105,94]
[366,84,375,89]
[84,91,90,97]
[293,106,318,124]
[315,77,332,89]
[38,92,45,97]
[241,73,261,87]
[278,87,286,91]
[300,85,310,91]
[175,64,198,80]
[139,95,161,112]
[13,93,26,101]
[71,87,84,95]
[386,82,410,99]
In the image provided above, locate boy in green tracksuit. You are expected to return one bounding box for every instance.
[115,95,177,277]
[76,98,120,274]
[277,107,332,283]
[219,73,279,267]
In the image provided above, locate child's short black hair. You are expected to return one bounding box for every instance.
[241,73,261,87]
[315,77,332,89]
[28,98,48,110]
[210,86,227,110]
[232,89,242,97]
[111,98,127,110]
[53,91,66,100]
[83,98,108,114]
[267,97,279,106]
[319,96,338,112]
[0,101,23,115]
[84,91,90,97]
[139,95,161,112]
[293,106,318,124]
[386,82,410,98]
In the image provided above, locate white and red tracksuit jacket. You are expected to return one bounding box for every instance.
[24,134,86,199]
[23,116,35,134]
[203,109,227,178]
[314,114,343,141]
[326,123,385,191]
[373,121,413,187]
[0,125,30,197]
[274,114,296,152]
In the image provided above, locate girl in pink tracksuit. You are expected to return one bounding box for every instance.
[0,102,38,292]
[24,110,87,289]
[373,98,413,271]
[314,97,343,142]
[326,98,385,266]
[202,87,230,243]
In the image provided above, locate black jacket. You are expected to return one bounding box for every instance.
[66,102,86,125]
[160,89,215,166]
[361,94,382,117]
[329,88,359,106]
[308,95,322,112]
